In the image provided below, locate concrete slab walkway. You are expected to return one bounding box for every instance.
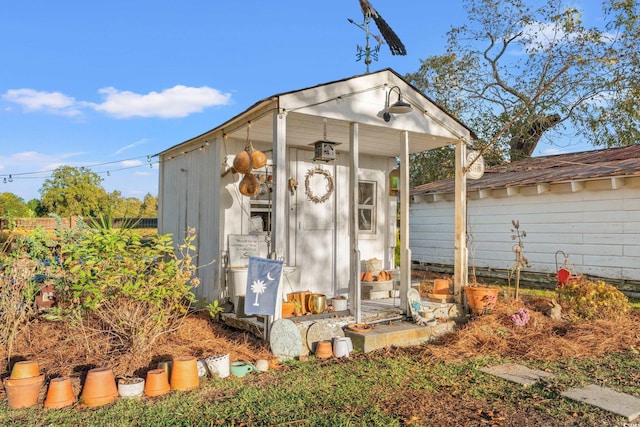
[562,384,640,422]
[482,363,640,422]
[480,363,554,387]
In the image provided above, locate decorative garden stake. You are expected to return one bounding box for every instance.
[509,219,530,299]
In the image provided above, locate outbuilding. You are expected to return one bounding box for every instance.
[409,145,640,297]
[156,68,475,333]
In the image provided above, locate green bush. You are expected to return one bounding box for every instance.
[51,225,199,355]
[556,279,630,320]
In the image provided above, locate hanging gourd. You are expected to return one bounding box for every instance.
[239,172,260,197]
[251,149,267,169]
[233,150,252,174]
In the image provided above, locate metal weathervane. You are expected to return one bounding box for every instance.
[348,0,407,72]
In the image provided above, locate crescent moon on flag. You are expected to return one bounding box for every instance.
[267,272,275,281]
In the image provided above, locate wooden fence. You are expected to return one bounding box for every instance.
[0,217,158,231]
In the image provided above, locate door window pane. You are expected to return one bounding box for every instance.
[358,181,376,233]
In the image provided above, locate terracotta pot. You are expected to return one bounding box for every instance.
[144,369,171,397]
[44,377,76,409]
[433,279,451,295]
[281,301,296,317]
[464,286,500,315]
[347,323,372,333]
[79,367,119,407]
[10,360,40,379]
[170,356,199,391]
[3,374,45,409]
[315,340,333,359]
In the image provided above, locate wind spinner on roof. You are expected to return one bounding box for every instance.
[348,0,407,72]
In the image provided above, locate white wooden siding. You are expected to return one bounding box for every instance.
[410,178,640,282]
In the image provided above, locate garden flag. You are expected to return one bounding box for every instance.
[244,256,283,316]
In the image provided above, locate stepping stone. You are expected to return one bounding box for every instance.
[561,384,640,421]
[480,363,554,387]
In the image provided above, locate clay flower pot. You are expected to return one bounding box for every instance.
[10,360,40,379]
[118,377,145,398]
[170,356,199,391]
[315,340,333,359]
[44,377,76,409]
[144,369,171,397]
[79,367,119,407]
[433,279,451,295]
[281,301,296,318]
[464,286,500,315]
[3,374,45,409]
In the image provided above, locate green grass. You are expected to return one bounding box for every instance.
[1,351,638,426]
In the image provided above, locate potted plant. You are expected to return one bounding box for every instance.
[463,221,500,315]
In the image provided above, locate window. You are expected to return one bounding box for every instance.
[358,181,376,233]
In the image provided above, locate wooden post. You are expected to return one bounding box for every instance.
[453,141,468,303]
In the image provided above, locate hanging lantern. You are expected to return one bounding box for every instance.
[313,118,337,162]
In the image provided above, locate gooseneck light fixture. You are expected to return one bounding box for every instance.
[383,85,412,122]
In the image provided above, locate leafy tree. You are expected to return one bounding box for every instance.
[106,190,143,218]
[139,193,158,218]
[406,0,640,181]
[0,192,31,217]
[39,166,108,217]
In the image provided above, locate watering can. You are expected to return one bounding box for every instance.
[230,361,260,377]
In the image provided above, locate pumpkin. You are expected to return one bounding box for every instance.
[239,173,260,196]
[251,150,267,169]
[363,272,373,282]
[233,150,252,174]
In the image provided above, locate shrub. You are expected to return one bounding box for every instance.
[0,256,39,359]
[555,279,630,320]
[51,226,200,355]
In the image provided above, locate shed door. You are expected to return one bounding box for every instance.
[291,150,336,296]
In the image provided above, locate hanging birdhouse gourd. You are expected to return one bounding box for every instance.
[251,150,267,169]
[239,172,260,197]
[233,150,252,174]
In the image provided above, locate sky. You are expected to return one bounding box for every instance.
[0,1,603,202]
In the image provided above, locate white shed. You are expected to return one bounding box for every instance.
[157,68,475,325]
[409,145,640,297]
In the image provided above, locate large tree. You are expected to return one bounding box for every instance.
[406,0,640,184]
[39,166,109,217]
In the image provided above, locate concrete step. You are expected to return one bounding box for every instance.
[344,320,455,353]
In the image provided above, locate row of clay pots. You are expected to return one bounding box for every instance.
[2,354,265,409]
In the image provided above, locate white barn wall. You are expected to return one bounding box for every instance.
[410,177,640,283]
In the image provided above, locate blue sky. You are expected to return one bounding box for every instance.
[0,1,601,201]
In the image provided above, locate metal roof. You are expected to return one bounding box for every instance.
[410,144,640,196]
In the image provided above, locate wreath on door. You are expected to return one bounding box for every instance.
[304,166,334,204]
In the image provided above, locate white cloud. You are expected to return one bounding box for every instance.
[115,138,149,155]
[3,85,232,119]
[92,85,232,118]
[134,171,152,176]
[2,89,82,117]
[121,160,143,167]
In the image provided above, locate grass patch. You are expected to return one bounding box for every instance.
[0,351,638,426]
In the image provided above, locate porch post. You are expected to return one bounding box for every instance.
[453,141,468,302]
[270,110,287,329]
[399,131,410,313]
[349,122,361,323]
[272,110,287,260]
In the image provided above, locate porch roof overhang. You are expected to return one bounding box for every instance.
[157,68,475,158]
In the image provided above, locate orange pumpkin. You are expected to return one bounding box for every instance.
[363,272,373,282]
